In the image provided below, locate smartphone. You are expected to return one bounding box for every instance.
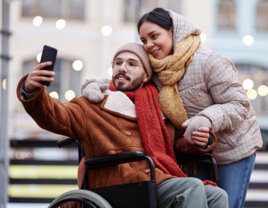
[39,45,58,86]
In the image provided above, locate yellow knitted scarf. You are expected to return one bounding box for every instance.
[149,35,201,130]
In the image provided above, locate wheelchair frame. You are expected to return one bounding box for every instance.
[49,137,219,208]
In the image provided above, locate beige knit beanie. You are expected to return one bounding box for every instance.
[112,42,152,80]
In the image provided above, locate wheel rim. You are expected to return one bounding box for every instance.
[49,190,112,208]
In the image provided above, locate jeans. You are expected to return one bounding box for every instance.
[190,153,256,208]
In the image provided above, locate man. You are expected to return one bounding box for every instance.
[17,42,228,208]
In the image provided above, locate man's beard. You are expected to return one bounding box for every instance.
[113,72,145,91]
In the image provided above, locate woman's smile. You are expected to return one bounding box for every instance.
[151,48,160,56]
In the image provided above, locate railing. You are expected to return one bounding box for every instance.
[9,139,79,203]
[8,128,268,207]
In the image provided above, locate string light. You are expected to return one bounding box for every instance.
[65,90,75,101]
[49,91,59,99]
[247,89,257,100]
[200,33,207,43]
[258,85,268,96]
[33,16,43,27]
[108,67,113,77]
[2,79,6,89]
[36,53,42,62]
[56,19,66,30]
[243,79,254,90]
[101,25,112,36]
[72,60,83,71]
[243,35,254,46]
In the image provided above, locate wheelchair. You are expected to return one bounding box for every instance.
[48,137,219,208]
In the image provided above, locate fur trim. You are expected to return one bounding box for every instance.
[104,91,136,118]
[103,90,166,120]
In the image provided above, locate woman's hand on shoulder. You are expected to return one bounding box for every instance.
[81,78,110,103]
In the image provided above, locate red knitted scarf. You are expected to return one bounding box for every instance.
[110,81,186,177]
[109,81,216,186]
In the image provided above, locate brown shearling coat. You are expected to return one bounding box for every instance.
[17,75,216,189]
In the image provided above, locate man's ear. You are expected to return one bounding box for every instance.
[143,72,149,83]
[143,77,149,83]
[139,76,149,89]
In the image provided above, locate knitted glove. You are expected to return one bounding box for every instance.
[182,116,212,144]
[81,78,110,103]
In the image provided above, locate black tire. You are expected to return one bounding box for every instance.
[48,189,112,208]
[50,197,99,208]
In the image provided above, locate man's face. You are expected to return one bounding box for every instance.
[112,52,148,91]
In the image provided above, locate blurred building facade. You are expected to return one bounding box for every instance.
[9,0,215,141]
[212,0,268,132]
[9,0,268,140]
[8,0,183,141]
[2,0,268,206]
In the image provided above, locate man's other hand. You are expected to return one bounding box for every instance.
[25,62,55,93]
[192,127,210,147]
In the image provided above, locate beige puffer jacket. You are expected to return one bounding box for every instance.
[152,10,263,165]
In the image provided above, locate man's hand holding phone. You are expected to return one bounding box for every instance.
[24,62,55,93]
[24,45,57,93]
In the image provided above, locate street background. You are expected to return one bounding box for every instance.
[0,0,268,207]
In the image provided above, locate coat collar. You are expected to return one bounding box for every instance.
[100,90,166,121]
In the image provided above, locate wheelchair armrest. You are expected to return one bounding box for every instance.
[85,151,156,181]
[57,137,77,148]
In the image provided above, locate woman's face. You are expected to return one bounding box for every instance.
[139,21,173,60]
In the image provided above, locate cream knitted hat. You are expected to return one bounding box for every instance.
[112,42,152,80]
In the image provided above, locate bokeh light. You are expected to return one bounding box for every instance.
[243,79,254,90]
[36,52,42,62]
[49,91,59,99]
[108,67,113,77]
[258,85,268,96]
[2,79,6,90]
[200,33,207,43]
[72,60,83,71]
[33,16,43,27]
[101,25,112,36]
[56,19,66,30]
[247,89,257,100]
[65,90,75,101]
[243,35,254,46]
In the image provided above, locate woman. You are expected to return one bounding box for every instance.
[137,8,263,208]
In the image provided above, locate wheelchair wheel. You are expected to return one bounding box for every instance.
[48,189,112,208]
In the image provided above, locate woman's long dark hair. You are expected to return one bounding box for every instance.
[137,8,173,33]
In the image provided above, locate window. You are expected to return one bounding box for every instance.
[256,0,268,31]
[124,0,137,22]
[140,0,158,15]
[123,0,181,22]
[22,58,81,102]
[165,0,181,14]
[123,0,158,23]
[21,0,85,20]
[236,64,268,114]
[217,0,236,30]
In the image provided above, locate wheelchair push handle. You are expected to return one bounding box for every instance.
[57,137,77,148]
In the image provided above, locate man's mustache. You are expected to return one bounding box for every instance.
[114,73,131,81]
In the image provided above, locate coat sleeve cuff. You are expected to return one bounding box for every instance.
[200,134,214,150]
[20,81,38,100]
